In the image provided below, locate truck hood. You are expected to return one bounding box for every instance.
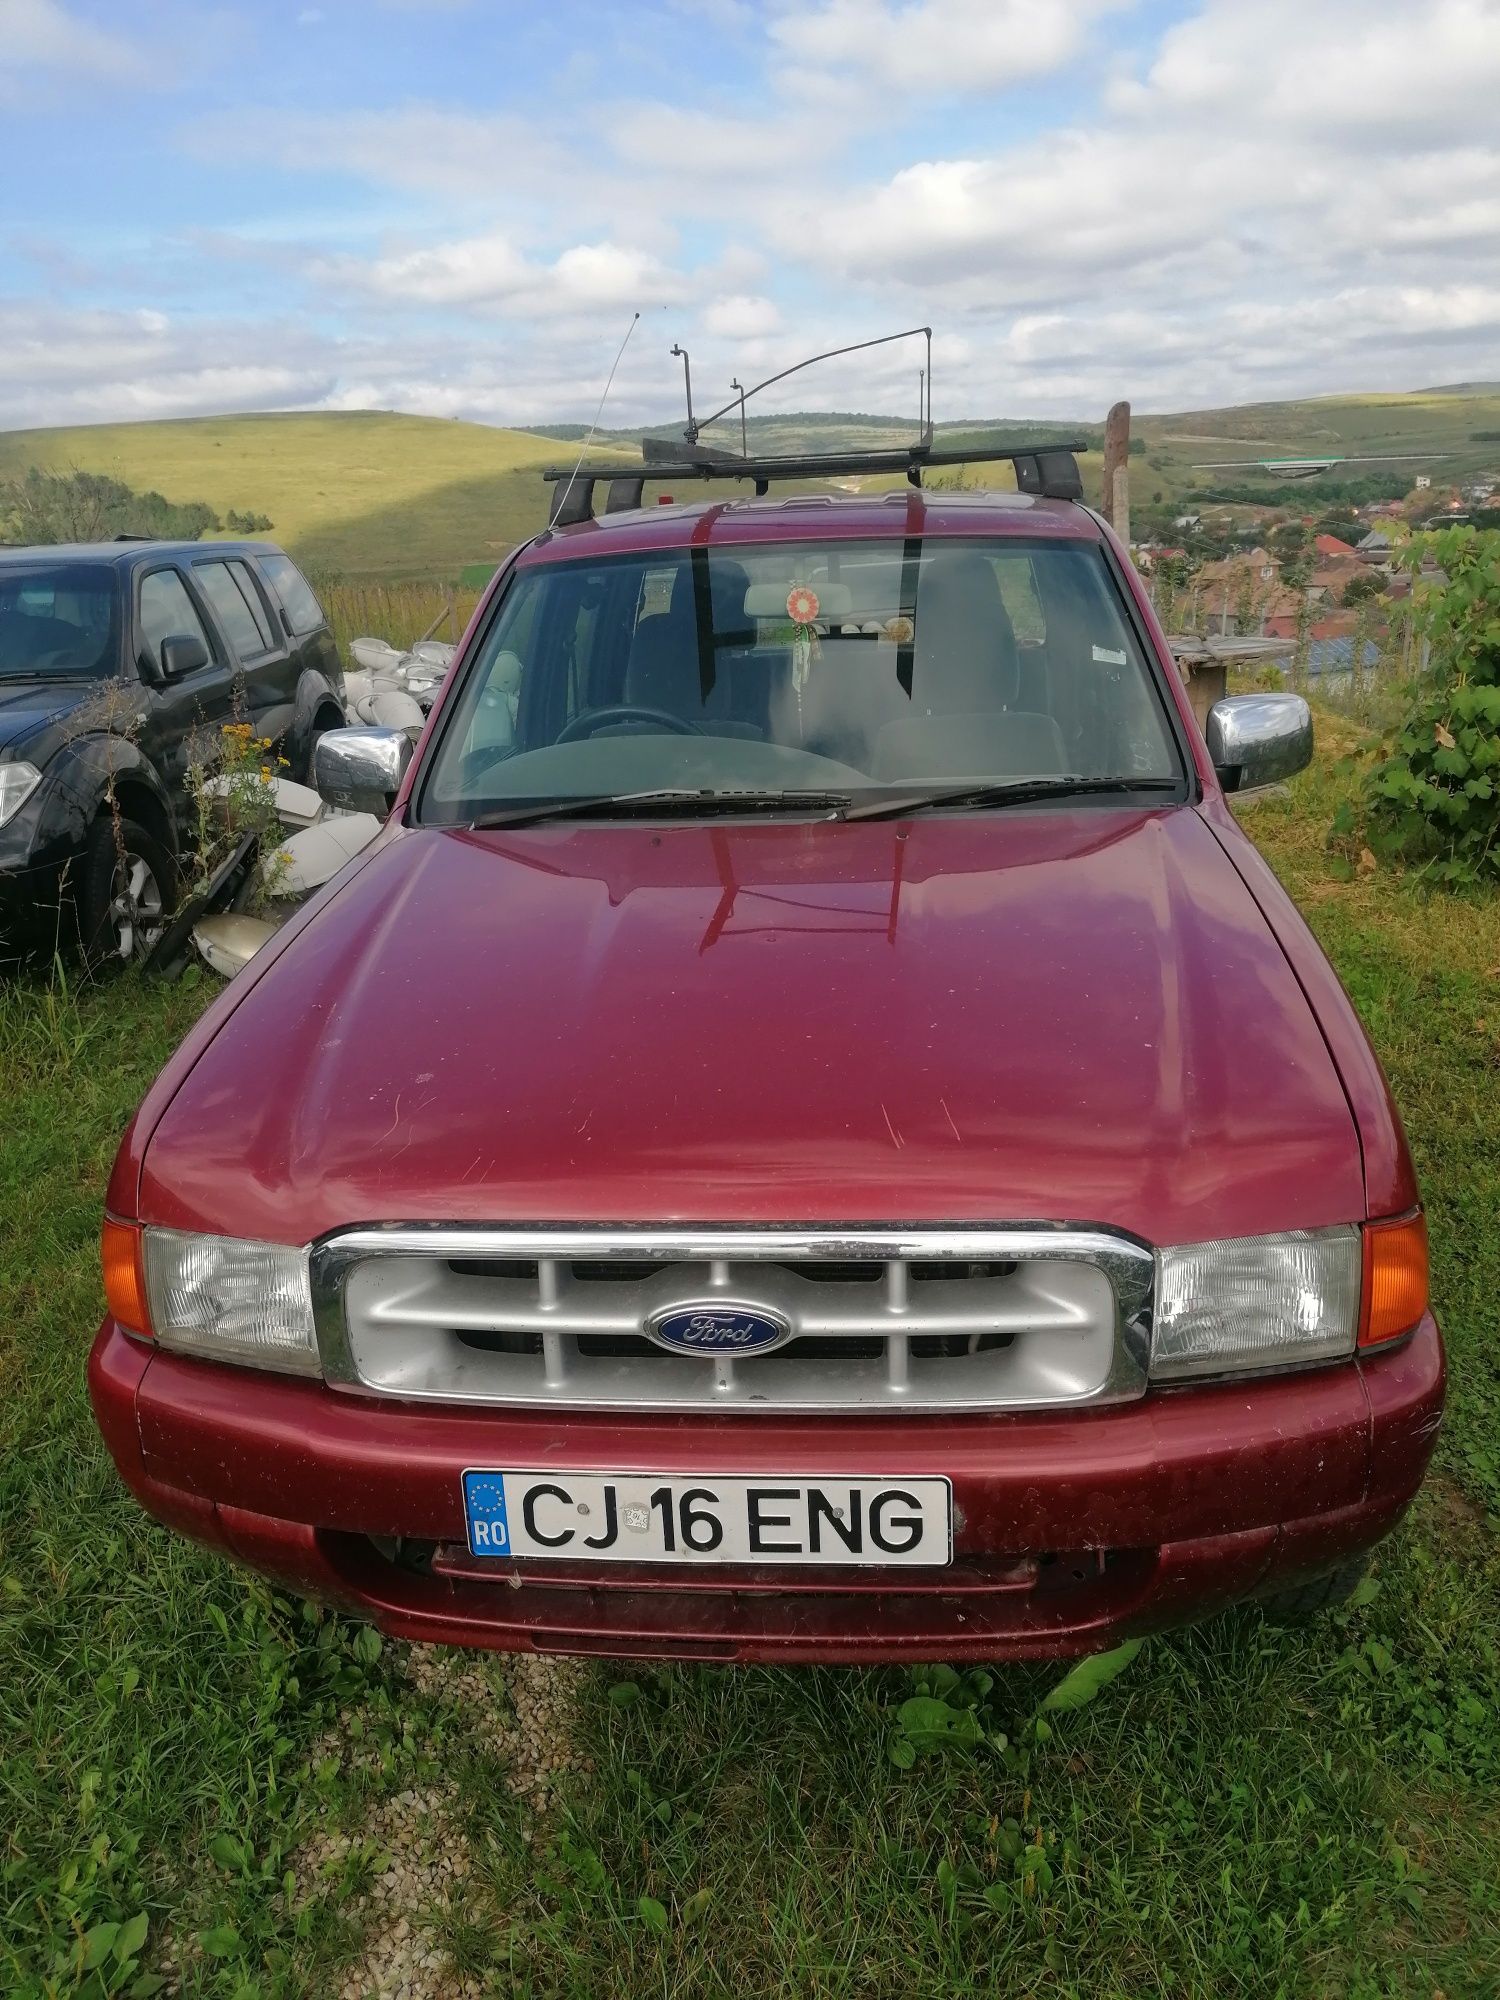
[140,807,1365,1246]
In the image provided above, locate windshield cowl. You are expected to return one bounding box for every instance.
[468,776,1186,829]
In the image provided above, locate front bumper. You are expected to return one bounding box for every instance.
[90,1315,1445,1663]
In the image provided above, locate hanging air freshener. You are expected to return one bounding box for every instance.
[786,584,821,726]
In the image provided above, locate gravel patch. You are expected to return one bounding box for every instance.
[295,1644,592,1995]
[303,1784,480,2000]
[406,1643,593,1810]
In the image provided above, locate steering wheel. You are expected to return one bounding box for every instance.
[555,704,702,743]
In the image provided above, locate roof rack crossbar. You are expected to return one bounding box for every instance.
[542,439,1088,517]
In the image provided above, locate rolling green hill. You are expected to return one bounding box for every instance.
[3,388,1499,581]
[0,410,571,581]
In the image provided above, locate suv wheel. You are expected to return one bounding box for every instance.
[78,814,175,967]
[1257,1555,1371,1627]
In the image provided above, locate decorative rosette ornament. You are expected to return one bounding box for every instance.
[786,583,821,700]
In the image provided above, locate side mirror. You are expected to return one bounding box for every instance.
[159,632,209,679]
[314,725,414,815]
[1206,693,1313,793]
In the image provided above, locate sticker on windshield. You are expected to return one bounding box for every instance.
[1092,644,1128,665]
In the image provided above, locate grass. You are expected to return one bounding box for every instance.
[2,721,1498,1997]
[0,411,566,582]
[317,580,484,658]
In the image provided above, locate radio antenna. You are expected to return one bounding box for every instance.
[554,311,641,521]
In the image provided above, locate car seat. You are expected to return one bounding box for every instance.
[872,551,1067,780]
[622,562,763,737]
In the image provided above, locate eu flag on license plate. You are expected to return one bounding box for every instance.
[462,1471,512,1556]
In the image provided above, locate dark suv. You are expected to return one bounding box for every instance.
[0,539,346,962]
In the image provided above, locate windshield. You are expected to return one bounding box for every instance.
[420,537,1183,822]
[0,564,119,680]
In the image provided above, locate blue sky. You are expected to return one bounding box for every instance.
[2,0,1498,433]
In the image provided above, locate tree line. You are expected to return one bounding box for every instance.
[0,467,271,545]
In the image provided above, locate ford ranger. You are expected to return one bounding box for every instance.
[89,441,1443,1662]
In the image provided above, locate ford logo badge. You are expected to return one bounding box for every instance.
[647,1305,791,1355]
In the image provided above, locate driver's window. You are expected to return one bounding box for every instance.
[139,569,213,676]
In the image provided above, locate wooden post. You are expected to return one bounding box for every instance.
[1102,400,1131,553]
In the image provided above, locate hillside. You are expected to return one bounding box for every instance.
[0,410,570,581]
[3,387,1498,581]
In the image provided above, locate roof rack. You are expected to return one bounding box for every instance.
[542,438,1088,527]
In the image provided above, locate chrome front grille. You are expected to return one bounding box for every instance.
[311,1227,1153,1413]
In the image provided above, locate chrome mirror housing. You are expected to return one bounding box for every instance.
[1205,694,1313,793]
[313,726,414,815]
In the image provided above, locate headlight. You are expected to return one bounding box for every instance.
[1152,1226,1361,1381]
[0,761,42,827]
[142,1228,318,1375]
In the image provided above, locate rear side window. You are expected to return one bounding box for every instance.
[228,559,276,649]
[194,560,269,659]
[138,569,213,674]
[258,553,325,637]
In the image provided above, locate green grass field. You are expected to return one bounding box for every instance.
[0,411,566,583]
[2,719,1498,1997]
[4,386,1499,586]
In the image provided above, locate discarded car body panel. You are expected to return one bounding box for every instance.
[194,912,278,978]
[266,812,382,898]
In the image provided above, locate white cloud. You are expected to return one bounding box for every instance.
[607,101,841,177]
[768,0,1500,372]
[768,0,1123,93]
[701,293,781,338]
[0,303,338,428]
[183,104,572,206]
[318,229,690,316]
[0,0,143,81]
[1116,0,1500,143]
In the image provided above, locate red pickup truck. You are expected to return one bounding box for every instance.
[90,449,1443,1663]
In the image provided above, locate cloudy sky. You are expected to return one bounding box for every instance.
[3,0,1499,435]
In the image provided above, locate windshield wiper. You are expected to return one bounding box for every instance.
[470,788,855,829]
[841,776,1182,822]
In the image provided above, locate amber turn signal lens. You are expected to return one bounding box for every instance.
[1359,1212,1428,1349]
[101,1218,151,1337]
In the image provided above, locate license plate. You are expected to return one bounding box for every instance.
[461,1470,952,1566]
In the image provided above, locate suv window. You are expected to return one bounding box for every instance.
[0,563,118,679]
[421,537,1182,822]
[228,560,277,650]
[194,560,270,660]
[139,569,214,675]
[257,553,325,637]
